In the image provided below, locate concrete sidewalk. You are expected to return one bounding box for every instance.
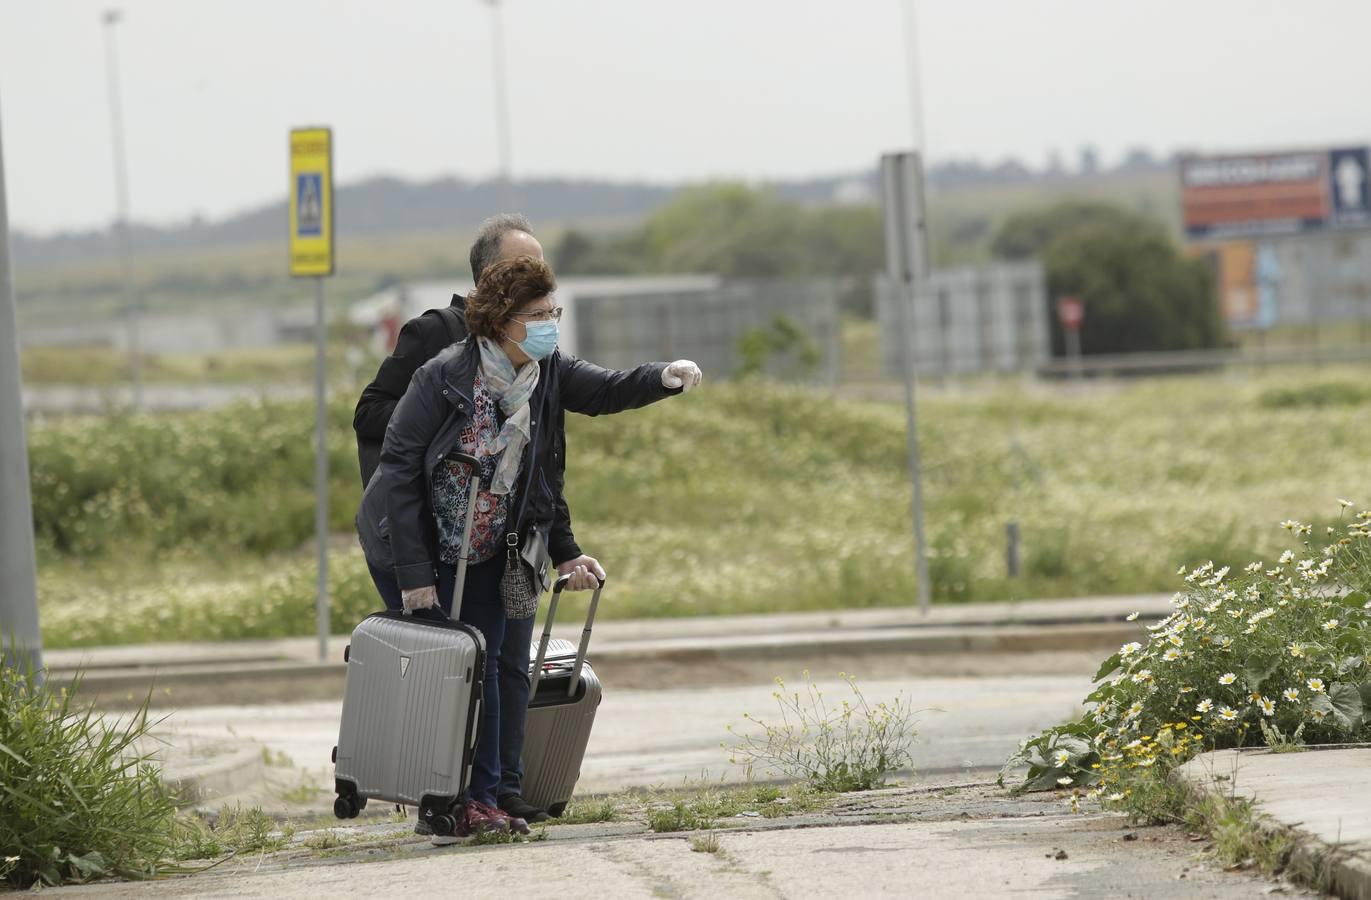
[45,593,1171,708]
[1180,746,1371,899]
[47,781,1303,899]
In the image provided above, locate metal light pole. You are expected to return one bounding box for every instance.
[0,94,45,677]
[483,0,514,208]
[102,9,142,410]
[881,152,933,615]
[899,0,927,153]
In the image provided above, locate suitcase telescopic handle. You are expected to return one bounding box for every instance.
[402,452,482,619]
[530,573,606,699]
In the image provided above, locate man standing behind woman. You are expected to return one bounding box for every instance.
[355,254,701,839]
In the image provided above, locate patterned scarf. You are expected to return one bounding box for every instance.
[476,337,540,495]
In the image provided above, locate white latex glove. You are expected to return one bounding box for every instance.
[662,359,702,393]
[557,555,606,592]
[401,585,439,612]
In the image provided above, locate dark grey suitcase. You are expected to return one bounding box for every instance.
[333,453,486,837]
[521,574,604,816]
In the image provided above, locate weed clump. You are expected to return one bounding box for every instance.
[0,661,181,888]
[728,672,919,792]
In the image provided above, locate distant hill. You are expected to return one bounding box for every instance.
[11,154,1175,270]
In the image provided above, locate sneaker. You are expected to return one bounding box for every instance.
[415,818,433,836]
[498,793,550,824]
[457,800,513,837]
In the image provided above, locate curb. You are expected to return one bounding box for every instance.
[54,620,1145,710]
[1177,747,1371,900]
[144,733,266,807]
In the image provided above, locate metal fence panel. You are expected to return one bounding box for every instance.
[572,278,844,383]
[875,262,1049,377]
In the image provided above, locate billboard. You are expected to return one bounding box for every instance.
[1181,147,1370,240]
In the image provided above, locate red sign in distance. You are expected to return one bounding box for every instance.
[1057,296,1084,331]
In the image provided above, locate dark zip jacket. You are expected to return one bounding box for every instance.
[354,295,590,561]
[355,337,677,590]
[354,294,471,485]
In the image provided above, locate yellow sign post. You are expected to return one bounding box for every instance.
[290,127,334,662]
[289,127,334,277]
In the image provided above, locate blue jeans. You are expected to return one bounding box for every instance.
[498,610,535,799]
[367,557,524,807]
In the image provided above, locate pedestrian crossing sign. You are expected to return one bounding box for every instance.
[289,127,333,277]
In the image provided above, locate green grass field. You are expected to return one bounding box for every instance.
[29,364,1371,648]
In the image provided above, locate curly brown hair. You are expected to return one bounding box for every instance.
[464,255,557,339]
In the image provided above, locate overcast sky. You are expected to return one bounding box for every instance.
[1,0,1368,234]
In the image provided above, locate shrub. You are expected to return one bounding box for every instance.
[992,201,1224,356]
[39,550,380,648]
[689,832,722,853]
[735,315,822,380]
[209,805,291,854]
[554,798,619,824]
[727,672,919,792]
[646,800,712,833]
[0,661,182,888]
[1003,502,1371,798]
[1257,381,1370,410]
[27,399,358,558]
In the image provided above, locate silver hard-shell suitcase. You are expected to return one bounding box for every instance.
[333,453,486,837]
[521,574,604,817]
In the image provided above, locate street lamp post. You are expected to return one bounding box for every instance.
[0,93,45,677]
[483,0,514,209]
[101,9,142,410]
[899,0,927,153]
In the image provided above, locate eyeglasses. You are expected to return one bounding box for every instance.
[508,307,563,323]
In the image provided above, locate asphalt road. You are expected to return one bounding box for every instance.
[157,669,1095,812]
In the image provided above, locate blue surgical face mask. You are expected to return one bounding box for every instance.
[516,320,559,361]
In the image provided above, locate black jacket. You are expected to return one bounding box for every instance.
[354,294,582,563]
[355,338,677,590]
[354,295,470,485]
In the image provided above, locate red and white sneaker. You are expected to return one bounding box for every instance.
[457,800,514,837]
[430,800,530,845]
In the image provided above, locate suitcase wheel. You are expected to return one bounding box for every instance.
[343,644,350,663]
[548,801,567,819]
[334,795,357,819]
[431,813,458,836]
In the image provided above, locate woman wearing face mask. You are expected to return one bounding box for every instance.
[355,255,700,838]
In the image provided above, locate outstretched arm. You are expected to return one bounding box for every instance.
[558,355,701,417]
